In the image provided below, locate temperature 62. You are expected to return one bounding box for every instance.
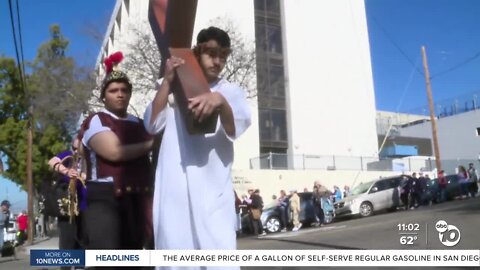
[400,235,418,245]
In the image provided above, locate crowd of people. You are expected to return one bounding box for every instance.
[236,181,350,237]
[236,163,480,237]
[397,164,479,210]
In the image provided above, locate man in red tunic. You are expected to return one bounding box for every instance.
[79,52,154,261]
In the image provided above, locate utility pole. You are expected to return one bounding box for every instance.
[26,104,34,245]
[421,46,442,174]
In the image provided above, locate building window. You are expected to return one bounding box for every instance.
[266,25,282,54]
[255,0,287,154]
[476,127,480,136]
[259,108,288,148]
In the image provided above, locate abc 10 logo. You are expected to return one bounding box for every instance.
[435,220,461,247]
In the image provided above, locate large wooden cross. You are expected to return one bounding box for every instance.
[149,0,218,134]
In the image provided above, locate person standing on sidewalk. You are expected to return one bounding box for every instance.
[0,200,11,251]
[276,190,289,232]
[290,190,301,232]
[467,163,479,197]
[250,189,267,237]
[16,210,28,246]
[438,170,448,202]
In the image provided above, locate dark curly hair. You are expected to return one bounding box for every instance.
[196,26,231,48]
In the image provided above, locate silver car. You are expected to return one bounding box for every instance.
[334,175,411,217]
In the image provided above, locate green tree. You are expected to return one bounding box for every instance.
[0,24,93,191]
[30,25,93,135]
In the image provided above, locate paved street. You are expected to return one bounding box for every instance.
[237,197,480,269]
[1,197,478,269]
[238,196,480,250]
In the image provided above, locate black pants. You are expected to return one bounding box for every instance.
[468,181,478,197]
[82,182,152,270]
[278,206,288,228]
[17,230,26,246]
[251,215,263,235]
[400,192,409,207]
[58,217,81,250]
[314,204,324,224]
[409,192,421,208]
[57,216,82,270]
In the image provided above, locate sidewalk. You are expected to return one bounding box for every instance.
[0,235,59,267]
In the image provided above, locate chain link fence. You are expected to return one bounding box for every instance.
[250,153,479,174]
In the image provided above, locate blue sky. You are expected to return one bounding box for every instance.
[366,0,480,113]
[0,0,115,68]
[1,0,480,207]
[1,0,478,112]
[0,0,116,212]
[0,177,26,214]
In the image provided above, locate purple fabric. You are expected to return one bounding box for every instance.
[55,150,87,211]
[56,150,73,182]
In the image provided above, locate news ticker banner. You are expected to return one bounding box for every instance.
[30,249,480,267]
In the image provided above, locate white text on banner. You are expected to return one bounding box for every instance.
[85,249,480,267]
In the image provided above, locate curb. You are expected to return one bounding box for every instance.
[0,248,19,264]
[19,236,53,254]
[0,237,53,264]
[0,256,18,264]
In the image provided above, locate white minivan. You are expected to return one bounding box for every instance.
[334,175,411,217]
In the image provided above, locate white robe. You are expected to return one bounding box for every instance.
[144,78,251,270]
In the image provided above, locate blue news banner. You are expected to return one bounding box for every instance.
[31,250,85,267]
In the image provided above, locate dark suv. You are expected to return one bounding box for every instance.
[424,174,465,202]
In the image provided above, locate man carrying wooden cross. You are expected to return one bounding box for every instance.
[144,26,251,260]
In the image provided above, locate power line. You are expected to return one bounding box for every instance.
[378,54,421,154]
[371,16,424,77]
[15,0,26,82]
[371,16,480,81]
[7,0,25,91]
[430,49,480,79]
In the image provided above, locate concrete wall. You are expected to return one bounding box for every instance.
[399,110,480,160]
[232,169,405,202]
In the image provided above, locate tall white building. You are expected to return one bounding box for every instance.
[96,0,378,169]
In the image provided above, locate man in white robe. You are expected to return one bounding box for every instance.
[144,26,251,269]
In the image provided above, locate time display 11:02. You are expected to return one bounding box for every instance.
[397,223,420,231]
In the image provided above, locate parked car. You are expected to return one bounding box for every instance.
[242,192,335,234]
[421,178,439,204]
[334,175,411,217]
[424,174,464,202]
